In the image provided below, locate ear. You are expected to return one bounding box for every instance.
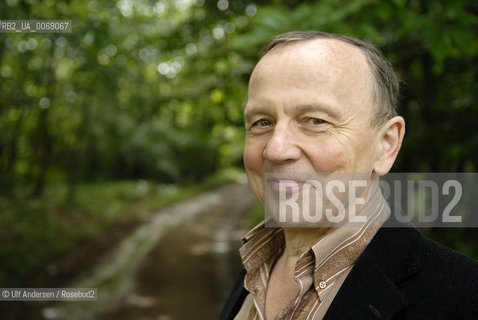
[373,116,405,176]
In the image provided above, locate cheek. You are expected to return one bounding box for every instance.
[355,137,379,171]
[244,142,266,204]
[306,137,350,172]
[243,142,263,174]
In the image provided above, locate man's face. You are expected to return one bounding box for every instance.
[244,39,382,205]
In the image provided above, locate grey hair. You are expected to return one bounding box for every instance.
[262,30,399,127]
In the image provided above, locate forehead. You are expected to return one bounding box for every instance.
[246,39,374,119]
[254,38,371,81]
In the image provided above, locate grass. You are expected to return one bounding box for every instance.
[0,168,242,287]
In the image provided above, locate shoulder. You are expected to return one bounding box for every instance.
[419,234,478,274]
[362,224,478,318]
[367,224,478,286]
[404,231,478,318]
[416,234,478,295]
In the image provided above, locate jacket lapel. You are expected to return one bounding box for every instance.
[219,268,248,320]
[324,222,422,320]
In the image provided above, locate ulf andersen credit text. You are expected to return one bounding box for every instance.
[0,288,97,301]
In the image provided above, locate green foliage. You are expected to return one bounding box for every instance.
[1,1,476,191]
[0,0,252,194]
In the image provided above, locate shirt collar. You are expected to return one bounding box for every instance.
[239,187,390,299]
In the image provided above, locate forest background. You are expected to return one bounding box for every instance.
[1,0,477,290]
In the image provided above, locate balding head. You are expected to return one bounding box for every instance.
[261,31,399,127]
[249,38,375,129]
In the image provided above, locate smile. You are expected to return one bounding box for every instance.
[266,177,305,192]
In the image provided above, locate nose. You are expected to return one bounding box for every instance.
[263,126,301,163]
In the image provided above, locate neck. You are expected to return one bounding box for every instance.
[281,227,329,260]
[278,174,382,261]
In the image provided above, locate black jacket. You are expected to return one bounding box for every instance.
[219,219,478,319]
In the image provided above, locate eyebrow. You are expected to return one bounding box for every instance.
[243,106,271,124]
[244,103,341,123]
[292,104,341,119]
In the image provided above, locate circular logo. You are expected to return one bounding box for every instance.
[2,290,10,298]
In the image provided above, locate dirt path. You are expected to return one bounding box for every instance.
[41,177,257,320]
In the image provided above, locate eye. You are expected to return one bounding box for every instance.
[302,117,331,131]
[305,117,326,125]
[252,119,273,128]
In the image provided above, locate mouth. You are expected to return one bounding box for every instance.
[266,177,305,192]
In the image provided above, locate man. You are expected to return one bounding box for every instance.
[220,31,478,320]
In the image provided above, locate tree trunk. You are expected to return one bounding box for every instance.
[31,50,55,198]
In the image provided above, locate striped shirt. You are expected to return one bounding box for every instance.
[235,188,390,320]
